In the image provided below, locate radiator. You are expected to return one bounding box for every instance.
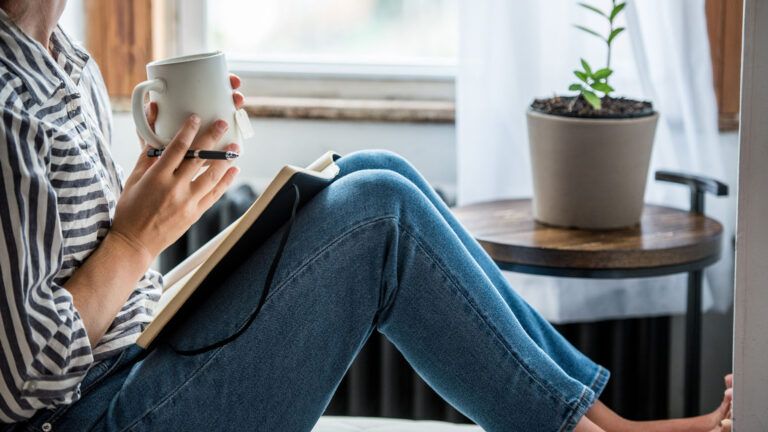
[160,185,670,423]
[325,319,669,423]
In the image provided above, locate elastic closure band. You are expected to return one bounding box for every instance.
[170,183,301,356]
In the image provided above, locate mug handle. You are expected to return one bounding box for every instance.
[131,78,167,149]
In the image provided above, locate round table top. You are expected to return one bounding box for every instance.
[452,199,724,278]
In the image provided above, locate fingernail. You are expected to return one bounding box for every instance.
[215,120,228,131]
[190,114,201,124]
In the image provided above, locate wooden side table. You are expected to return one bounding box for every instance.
[452,172,728,416]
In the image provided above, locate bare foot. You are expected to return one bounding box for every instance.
[587,374,734,432]
[616,374,733,432]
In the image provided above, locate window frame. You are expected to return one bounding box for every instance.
[84,0,154,102]
[706,0,743,131]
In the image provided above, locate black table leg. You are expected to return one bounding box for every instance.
[684,270,703,417]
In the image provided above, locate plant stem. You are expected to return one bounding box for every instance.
[568,96,578,112]
[606,0,616,86]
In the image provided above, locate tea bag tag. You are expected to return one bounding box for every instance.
[235,108,254,139]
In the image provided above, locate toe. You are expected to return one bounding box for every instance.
[721,418,733,432]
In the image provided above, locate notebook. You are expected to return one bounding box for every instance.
[136,151,341,349]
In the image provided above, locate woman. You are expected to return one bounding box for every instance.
[0,1,733,431]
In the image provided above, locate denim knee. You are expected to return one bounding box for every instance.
[338,168,424,217]
[342,149,414,175]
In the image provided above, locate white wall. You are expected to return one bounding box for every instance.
[110,113,457,198]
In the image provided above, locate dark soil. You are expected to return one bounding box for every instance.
[530,95,654,119]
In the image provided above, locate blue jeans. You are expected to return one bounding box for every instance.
[17,150,608,432]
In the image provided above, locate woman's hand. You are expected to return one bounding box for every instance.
[111,73,246,262]
[111,115,240,262]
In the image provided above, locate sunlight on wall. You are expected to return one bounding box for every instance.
[59,0,84,43]
[207,0,457,65]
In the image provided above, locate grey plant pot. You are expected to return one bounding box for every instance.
[526,110,659,229]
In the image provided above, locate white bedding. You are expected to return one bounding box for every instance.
[312,416,484,432]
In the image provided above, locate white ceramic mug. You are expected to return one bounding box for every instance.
[131,51,246,150]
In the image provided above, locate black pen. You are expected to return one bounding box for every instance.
[146,148,239,160]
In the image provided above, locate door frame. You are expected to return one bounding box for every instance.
[732,0,768,429]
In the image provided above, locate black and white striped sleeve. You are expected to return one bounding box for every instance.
[0,107,94,422]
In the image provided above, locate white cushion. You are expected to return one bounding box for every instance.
[312,416,484,432]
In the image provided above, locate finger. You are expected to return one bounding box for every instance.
[123,144,157,189]
[188,143,240,181]
[135,103,156,145]
[233,91,245,109]
[189,143,239,194]
[144,102,158,130]
[725,388,733,401]
[198,166,239,210]
[229,73,241,89]
[725,374,733,389]
[175,119,230,179]
[154,115,201,172]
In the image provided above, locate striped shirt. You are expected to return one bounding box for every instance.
[0,11,162,423]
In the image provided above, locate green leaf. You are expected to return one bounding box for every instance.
[569,83,583,92]
[578,2,607,18]
[581,89,602,110]
[610,2,627,21]
[574,70,589,83]
[608,27,625,44]
[592,67,613,80]
[590,82,615,93]
[574,25,606,41]
[580,58,593,75]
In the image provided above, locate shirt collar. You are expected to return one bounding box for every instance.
[51,26,90,75]
[0,9,90,104]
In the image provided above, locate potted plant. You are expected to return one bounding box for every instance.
[527,0,658,229]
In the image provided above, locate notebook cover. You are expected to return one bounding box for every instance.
[150,162,340,351]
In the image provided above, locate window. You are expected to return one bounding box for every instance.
[171,0,458,104]
[206,0,457,70]
[82,0,456,120]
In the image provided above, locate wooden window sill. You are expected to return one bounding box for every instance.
[242,97,455,124]
[111,96,456,124]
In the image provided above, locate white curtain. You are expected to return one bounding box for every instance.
[457,0,734,323]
